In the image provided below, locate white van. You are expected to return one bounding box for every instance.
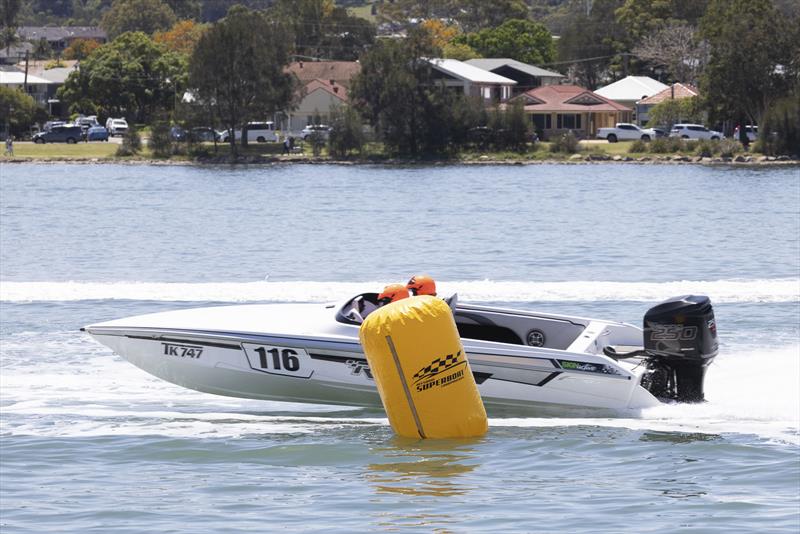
[217,121,278,143]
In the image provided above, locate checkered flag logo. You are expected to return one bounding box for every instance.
[412,350,462,383]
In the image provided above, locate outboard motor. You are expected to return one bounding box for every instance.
[641,295,718,402]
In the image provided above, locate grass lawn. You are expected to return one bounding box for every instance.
[347,3,376,22]
[4,141,119,160]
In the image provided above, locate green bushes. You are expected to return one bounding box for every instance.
[116,125,142,156]
[649,137,685,153]
[627,137,745,157]
[754,93,800,156]
[147,120,173,158]
[549,131,579,154]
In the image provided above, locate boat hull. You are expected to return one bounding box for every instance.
[87,322,662,414]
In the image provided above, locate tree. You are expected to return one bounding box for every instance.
[270,0,375,61]
[557,0,626,89]
[756,92,800,156]
[0,85,47,137]
[164,0,200,20]
[350,27,482,156]
[153,20,206,57]
[378,0,527,33]
[699,0,797,127]
[328,104,365,158]
[58,31,186,122]
[646,96,703,129]
[32,37,52,59]
[63,37,101,60]
[188,5,295,156]
[456,19,555,66]
[632,23,707,84]
[1,0,21,50]
[101,0,177,39]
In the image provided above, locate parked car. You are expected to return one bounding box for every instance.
[732,125,758,142]
[596,123,658,142]
[105,118,129,137]
[170,125,186,141]
[669,124,724,140]
[217,121,278,143]
[86,126,109,142]
[301,124,332,141]
[650,127,668,138]
[32,125,83,144]
[188,127,218,142]
[43,120,66,132]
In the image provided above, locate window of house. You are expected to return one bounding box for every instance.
[556,114,581,129]
[532,114,552,131]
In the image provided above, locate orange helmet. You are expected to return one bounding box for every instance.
[377,284,410,304]
[406,274,437,296]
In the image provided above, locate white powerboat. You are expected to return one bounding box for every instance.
[83,294,718,414]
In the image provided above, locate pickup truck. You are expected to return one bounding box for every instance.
[596,123,658,142]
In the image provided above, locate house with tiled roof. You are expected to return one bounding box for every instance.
[512,85,632,140]
[594,75,668,125]
[635,83,700,126]
[282,78,349,134]
[465,58,564,95]
[286,61,361,88]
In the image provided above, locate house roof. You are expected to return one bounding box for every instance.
[287,61,361,86]
[17,26,107,42]
[427,58,517,85]
[594,75,668,101]
[514,84,631,112]
[34,67,74,84]
[464,58,564,79]
[301,78,348,102]
[0,42,34,62]
[637,83,699,104]
[0,70,53,85]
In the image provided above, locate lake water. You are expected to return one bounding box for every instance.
[1,162,799,532]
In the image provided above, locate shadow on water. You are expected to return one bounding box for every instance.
[364,435,484,497]
[639,430,721,444]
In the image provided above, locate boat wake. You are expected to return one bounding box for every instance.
[2,278,798,303]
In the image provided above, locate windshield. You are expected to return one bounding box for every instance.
[335,293,380,325]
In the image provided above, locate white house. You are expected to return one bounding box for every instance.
[284,78,348,134]
[427,58,516,101]
[594,75,668,125]
[0,70,54,106]
[465,58,564,95]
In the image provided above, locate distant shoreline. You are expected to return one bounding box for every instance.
[2,154,798,166]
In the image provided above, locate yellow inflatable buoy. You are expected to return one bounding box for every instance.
[359,295,488,439]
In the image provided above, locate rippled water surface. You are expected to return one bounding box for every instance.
[1,163,799,533]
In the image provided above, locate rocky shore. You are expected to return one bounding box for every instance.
[2,154,798,166]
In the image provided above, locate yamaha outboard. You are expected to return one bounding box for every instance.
[640,295,718,402]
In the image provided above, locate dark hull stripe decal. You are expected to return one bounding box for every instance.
[537,372,561,387]
[309,353,363,363]
[126,335,242,350]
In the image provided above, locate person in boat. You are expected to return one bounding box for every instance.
[377,283,410,305]
[406,274,436,296]
[347,283,409,323]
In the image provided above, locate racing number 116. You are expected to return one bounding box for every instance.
[254,347,300,372]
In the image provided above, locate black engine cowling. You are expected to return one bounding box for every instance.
[641,295,718,402]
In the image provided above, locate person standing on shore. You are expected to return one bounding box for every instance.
[5,136,13,156]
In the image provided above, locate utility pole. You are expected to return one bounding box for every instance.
[23,50,29,94]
